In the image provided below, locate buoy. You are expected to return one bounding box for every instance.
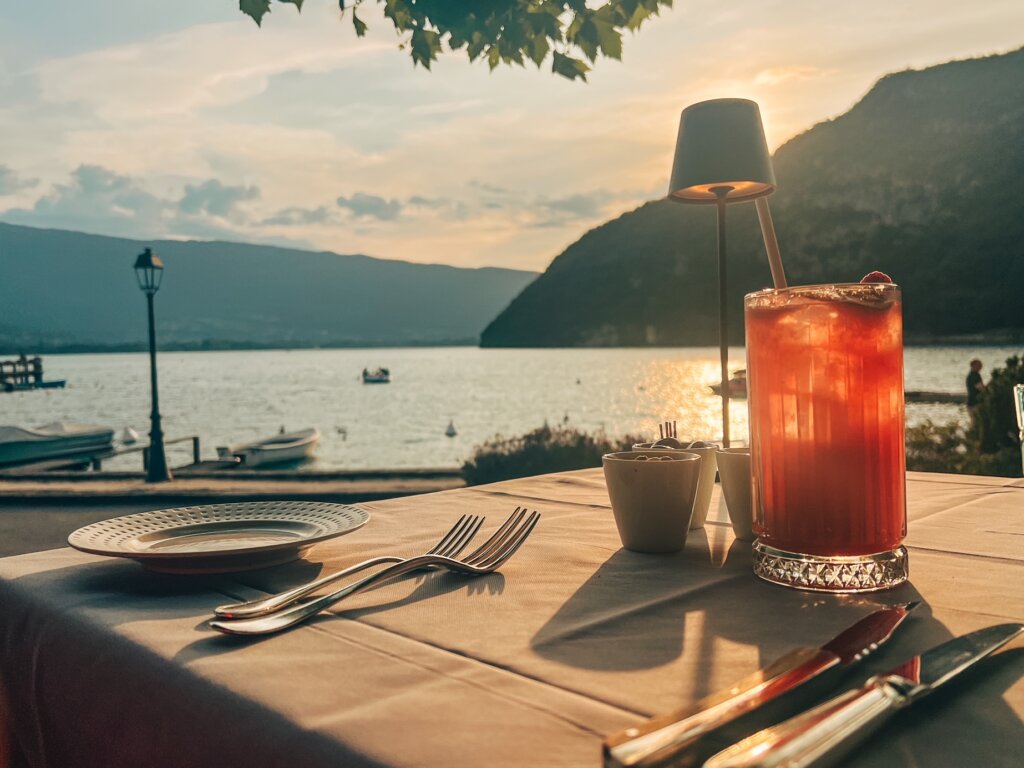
[445,421,457,438]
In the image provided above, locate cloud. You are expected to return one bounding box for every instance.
[12,164,168,234]
[1,164,266,242]
[178,178,259,219]
[336,192,402,221]
[261,205,335,226]
[0,165,38,195]
[408,195,449,209]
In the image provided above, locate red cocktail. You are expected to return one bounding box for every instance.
[745,283,907,591]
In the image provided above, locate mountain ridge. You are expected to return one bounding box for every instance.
[0,222,537,350]
[481,46,1024,347]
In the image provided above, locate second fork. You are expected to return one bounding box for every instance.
[210,509,540,636]
[214,513,486,619]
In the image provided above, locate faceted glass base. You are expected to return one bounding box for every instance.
[752,541,909,593]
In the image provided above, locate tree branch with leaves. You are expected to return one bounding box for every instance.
[239,0,673,81]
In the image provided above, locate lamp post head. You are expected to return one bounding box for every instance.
[134,247,165,295]
[668,98,776,204]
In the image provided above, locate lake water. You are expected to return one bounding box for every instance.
[0,346,1012,471]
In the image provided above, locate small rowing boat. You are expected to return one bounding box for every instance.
[217,428,320,467]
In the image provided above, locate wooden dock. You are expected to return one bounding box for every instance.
[0,355,65,392]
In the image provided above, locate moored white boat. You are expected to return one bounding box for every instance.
[0,422,115,467]
[217,428,320,467]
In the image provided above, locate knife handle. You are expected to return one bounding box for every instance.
[603,648,837,768]
[703,676,909,768]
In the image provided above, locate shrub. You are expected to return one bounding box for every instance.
[905,419,1021,477]
[462,425,639,486]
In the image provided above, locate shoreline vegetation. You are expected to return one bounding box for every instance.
[462,356,1024,484]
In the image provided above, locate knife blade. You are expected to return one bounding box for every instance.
[603,603,918,768]
[703,622,1024,768]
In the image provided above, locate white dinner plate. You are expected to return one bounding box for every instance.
[68,501,370,574]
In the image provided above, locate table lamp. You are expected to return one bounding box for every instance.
[667,98,785,447]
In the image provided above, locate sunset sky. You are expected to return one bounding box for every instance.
[1,1,1021,271]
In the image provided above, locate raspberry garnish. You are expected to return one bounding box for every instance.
[860,271,893,284]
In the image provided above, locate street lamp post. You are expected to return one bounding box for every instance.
[134,248,172,483]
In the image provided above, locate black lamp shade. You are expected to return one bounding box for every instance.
[668,98,776,204]
[134,248,165,294]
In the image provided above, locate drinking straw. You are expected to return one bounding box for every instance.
[755,197,787,289]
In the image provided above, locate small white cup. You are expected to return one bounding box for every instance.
[716,447,754,541]
[602,451,701,553]
[633,442,718,529]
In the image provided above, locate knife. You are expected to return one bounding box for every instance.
[704,622,1024,768]
[603,603,918,768]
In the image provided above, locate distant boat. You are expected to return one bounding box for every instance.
[121,427,139,444]
[362,367,391,384]
[217,428,320,467]
[0,422,114,468]
[710,370,748,398]
[445,420,457,438]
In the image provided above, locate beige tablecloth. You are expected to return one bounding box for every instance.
[1,471,1022,767]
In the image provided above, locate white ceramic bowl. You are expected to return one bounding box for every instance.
[632,442,719,529]
[602,451,702,553]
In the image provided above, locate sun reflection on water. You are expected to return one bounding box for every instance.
[629,355,749,446]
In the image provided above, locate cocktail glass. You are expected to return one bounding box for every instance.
[744,283,907,592]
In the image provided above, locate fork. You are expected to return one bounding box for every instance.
[214,514,486,619]
[658,420,678,440]
[210,509,540,636]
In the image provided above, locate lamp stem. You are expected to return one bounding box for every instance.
[755,197,787,289]
[715,194,730,448]
[145,291,172,483]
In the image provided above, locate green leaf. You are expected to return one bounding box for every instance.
[383,0,413,29]
[467,32,487,60]
[552,51,589,81]
[593,20,622,60]
[487,44,501,71]
[529,34,550,67]
[240,0,271,26]
[565,14,585,41]
[526,5,563,41]
[573,20,600,63]
[410,28,441,69]
[352,9,368,37]
[279,0,304,10]
[626,4,653,30]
